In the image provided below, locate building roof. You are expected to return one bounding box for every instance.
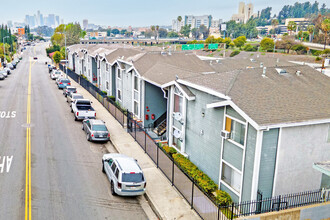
[105,48,142,64]
[181,65,330,127]
[133,52,215,85]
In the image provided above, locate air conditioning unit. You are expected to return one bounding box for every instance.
[221,130,230,139]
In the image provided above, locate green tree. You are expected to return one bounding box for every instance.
[287,21,297,35]
[191,28,199,39]
[53,51,62,65]
[180,25,191,37]
[111,29,120,35]
[223,37,232,48]
[177,16,182,23]
[233,36,247,49]
[260,37,274,51]
[198,25,209,39]
[307,25,314,42]
[167,31,179,38]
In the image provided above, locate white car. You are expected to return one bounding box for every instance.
[102,153,146,196]
[50,70,63,80]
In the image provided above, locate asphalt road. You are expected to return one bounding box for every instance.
[0,43,148,220]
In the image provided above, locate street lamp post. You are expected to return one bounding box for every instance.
[3,36,10,64]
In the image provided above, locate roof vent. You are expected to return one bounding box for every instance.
[250,58,256,62]
[176,75,179,80]
[296,70,301,76]
[210,60,213,65]
[260,62,263,68]
[276,68,287,74]
[257,54,260,58]
[161,51,167,56]
[262,67,267,77]
[277,58,279,63]
[216,59,220,63]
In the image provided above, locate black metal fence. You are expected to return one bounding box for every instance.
[60,64,330,220]
[59,64,127,127]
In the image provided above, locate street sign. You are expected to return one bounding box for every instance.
[220,24,226,31]
[208,43,219,50]
[182,44,205,50]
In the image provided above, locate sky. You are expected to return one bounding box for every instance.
[0,0,328,27]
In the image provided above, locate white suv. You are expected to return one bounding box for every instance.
[102,153,146,196]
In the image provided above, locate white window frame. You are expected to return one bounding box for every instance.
[169,85,186,154]
[221,160,242,196]
[117,68,121,80]
[132,73,140,118]
[224,114,247,149]
[117,89,122,102]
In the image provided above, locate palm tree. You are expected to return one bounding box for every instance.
[307,25,314,42]
[321,18,330,50]
[287,21,297,35]
[271,19,279,35]
[156,25,159,44]
[177,16,182,23]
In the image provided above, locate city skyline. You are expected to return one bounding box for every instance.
[0,0,329,27]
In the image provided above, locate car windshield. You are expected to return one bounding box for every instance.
[92,125,107,131]
[68,88,76,92]
[73,95,83,99]
[62,80,70,83]
[122,173,144,183]
[55,71,61,75]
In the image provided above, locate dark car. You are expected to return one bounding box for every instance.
[63,86,77,97]
[34,57,38,60]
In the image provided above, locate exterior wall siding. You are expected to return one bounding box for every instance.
[185,88,224,185]
[241,124,257,202]
[122,65,132,112]
[274,123,330,195]
[258,128,279,198]
[226,106,246,122]
[143,82,167,128]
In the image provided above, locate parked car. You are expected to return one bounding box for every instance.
[4,67,11,75]
[48,65,56,73]
[57,78,71,89]
[7,63,14,70]
[0,70,8,78]
[11,62,16,69]
[82,119,110,142]
[67,93,84,104]
[63,86,77,97]
[34,57,38,60]
[50,69,63,80]
[102,153,146,196]
[0,72,5,80]
[71,99,96,121]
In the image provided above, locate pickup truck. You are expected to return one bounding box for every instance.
[71,99,96,121]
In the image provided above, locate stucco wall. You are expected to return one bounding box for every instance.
[274,123,330,195]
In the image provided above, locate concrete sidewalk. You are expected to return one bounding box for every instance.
[69,78,200,220]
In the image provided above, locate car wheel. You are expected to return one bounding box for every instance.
[102,162,105,173]
[71,108,73,113]
[87,133,90,141]
[111,181,116,196]
[82,124,84,130]
[74,116,77,121]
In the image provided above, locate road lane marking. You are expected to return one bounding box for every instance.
[25,60,32,220]
[0,156,13,173]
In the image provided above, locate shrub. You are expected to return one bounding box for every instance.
[173,154,217,193]
[260,37,274,51]
[215,190,233,206]
[162,145,177,157]
[243,44,258,52]
[322,49,330,55]
[229,42,235,48]
[108,96,115,101]
[230,50,240,57]
[311,49,322,56]
[101,91,107,95]
[291,44,307,54]
[316,56,322,61]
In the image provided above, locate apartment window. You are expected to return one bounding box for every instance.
[134,101,138,116]
[117,69,121,79]
[172,128,182,151]
[221,162,241,193]
[106,64,109,71]
[225,117,246,146]
[117,89,122,101]
[327,124,330,143]
[106,81,109,90]
[134,75,139,91]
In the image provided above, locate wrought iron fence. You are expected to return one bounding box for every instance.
[60,64,330,220]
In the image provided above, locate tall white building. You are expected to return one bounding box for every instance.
[231,2,257,23]
[184,15,212,29]
[172,19,184,32]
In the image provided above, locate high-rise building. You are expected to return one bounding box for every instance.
[83,19,88,30]
[172,18,184,32]
[55,16,60,26]
[184,15,212,29]
[48,14,56,28]
[7,20,13,28]
[231,2,257,23]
